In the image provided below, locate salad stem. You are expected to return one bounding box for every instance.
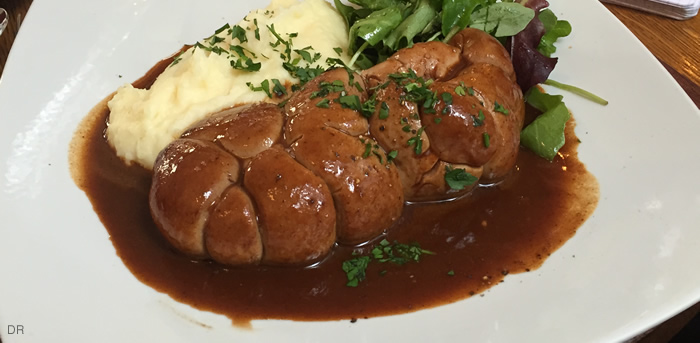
[442,26,460,44]
[427,31,442,42]
[348,41,369,70]
[544,79,609,106]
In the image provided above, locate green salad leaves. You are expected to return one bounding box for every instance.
[537,9,572,57]
[337,0,536,69]
[469,2,534,38]
[520,88,570,161]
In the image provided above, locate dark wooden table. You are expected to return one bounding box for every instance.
[0,1,698,342]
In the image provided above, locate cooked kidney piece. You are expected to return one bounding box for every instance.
[148,28,524,266]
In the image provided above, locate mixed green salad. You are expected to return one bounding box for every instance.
[335,0,607,161]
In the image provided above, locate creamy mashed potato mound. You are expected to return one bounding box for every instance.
[107,0,350,169]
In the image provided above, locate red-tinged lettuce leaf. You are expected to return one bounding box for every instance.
[509,0,558,91]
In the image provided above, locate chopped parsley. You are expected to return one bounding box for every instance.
[214,23,230,35]
[494,101,509,115]
[472,110,485,127]
[467,86,475,96]
[343,239,435,287]
[407,127,425,155]
[378,101,390,119]
[448,270,455,276]
[271,79,286,97]
[444,165,478,190]
[483,132,491,148]
[229,25,248,43]
[434,117,443,124]
[387,150,398,162]
[246,80,272,98]
[455,84,466,96]
[342,256,371,287]
[362,142,372,158]
[441,92,453,105]
[338,94,362,111]
[253,19,260,40]
[333,47,343,56]
[311,80,345,98]
[316,98,330,108]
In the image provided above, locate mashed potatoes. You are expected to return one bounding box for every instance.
[107,0,350,169]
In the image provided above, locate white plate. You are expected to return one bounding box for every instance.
[1,0,699,342]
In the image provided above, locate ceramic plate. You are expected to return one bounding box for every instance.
[1,0,699,342]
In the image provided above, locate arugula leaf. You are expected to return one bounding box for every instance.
[520,88,570,161]
[334,0,359,27]
[349,6,404,51]
[469,2,535,37]
[384,0,440,50]
[441,0,485,36]
[444,165,478,190]
[537,9,571,57]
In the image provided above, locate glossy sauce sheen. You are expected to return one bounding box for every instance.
[71,56,599,324]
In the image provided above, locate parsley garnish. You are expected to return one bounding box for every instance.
[333,47,343,56]
[444,165,478,190]
[342,239,435,287]
[407,127,425,155]
[494,101,509,115]
[472,110,485,127]
[342,256,371,287]
[246,80,272,98]
[455,84,466,96]
[253,19,260,40]
[362,142,372,158]
[434,117,443,124]
[387,150,398,162]
[378,101,390,119]
[483,132,491,148]
[271,79,287,97]
[214,23,230,35]
[467,86,475,96]
[311,80,345,98]
[360,95,377,118]
[229,25,248,43]
[316,98,330,108]
[338,94,362,111]
[441,92,453,105]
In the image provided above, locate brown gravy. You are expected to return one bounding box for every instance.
[70,56,599,324]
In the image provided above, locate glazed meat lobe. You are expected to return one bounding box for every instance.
[244,147,336,265]
[285,68,404,244]
[367,84,445,202]
[182,103,284,159]
[363,42,462,85]
[205,186,262,265]
[449,28,516,82]
[150,138,240,257]
[454,64,524,181]
[420,80,496,166]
